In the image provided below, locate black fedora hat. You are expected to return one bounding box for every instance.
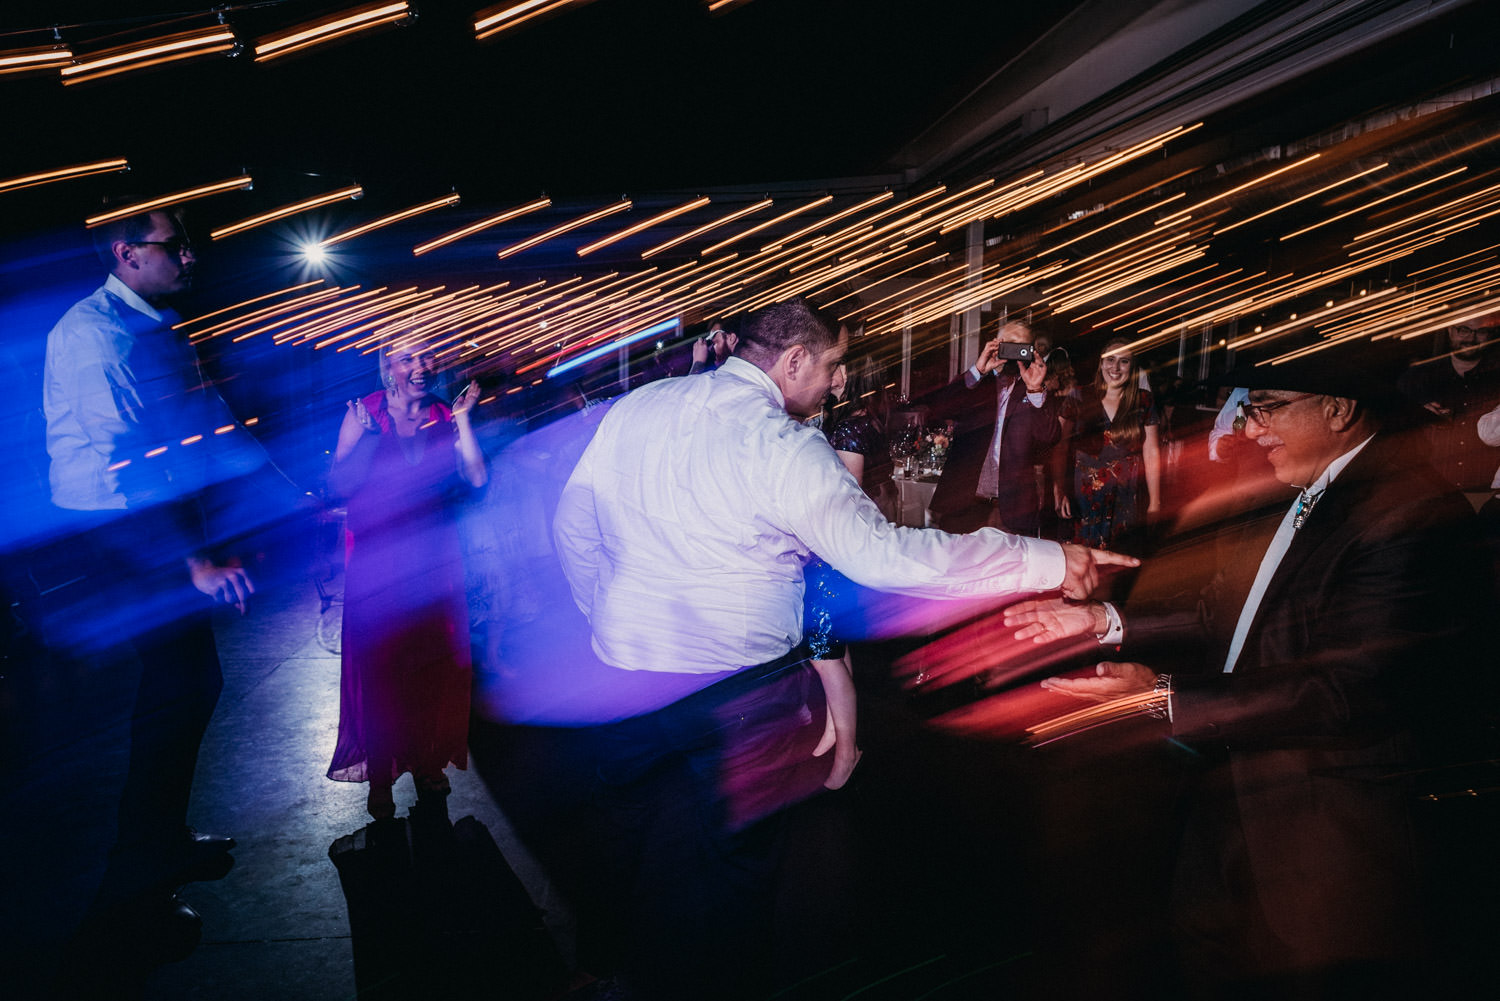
[1217,339,1407,409]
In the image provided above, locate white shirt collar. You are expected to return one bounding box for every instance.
[104,272,165,323]
[719,355,785,409]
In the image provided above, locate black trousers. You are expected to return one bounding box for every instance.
[472,651,829,1000]
[50,508,224,901]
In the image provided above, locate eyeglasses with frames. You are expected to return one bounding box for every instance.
[1242,392,1318,426]
[129,238,195,258]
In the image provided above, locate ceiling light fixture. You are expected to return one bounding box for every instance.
[211,185,364,240]
[496,199,632,261]
[641,199,772,259]
[0,43,74,76]
[414,196,551,256]
[63,24,238,86]
[86,175,254,229]
[474,0,583,42]
[0,158,128,195]
[577,196,711,256]
[255,2,414,62]
[323,193,462,246]
[701,194,832,256]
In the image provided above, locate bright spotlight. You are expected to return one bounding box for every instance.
[301,242,329,265]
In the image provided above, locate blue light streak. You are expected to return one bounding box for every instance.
[546,317,680,378]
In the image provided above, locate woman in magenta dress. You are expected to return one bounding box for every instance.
[327,340,488,819]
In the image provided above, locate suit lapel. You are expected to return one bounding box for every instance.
[1237,436,1387,667]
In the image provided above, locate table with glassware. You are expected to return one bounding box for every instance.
[888,417,948,528]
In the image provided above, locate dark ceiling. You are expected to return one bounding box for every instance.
[0,0,1079,230]
[4,0,1500,391]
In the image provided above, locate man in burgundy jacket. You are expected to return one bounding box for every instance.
[924,318,1061,535]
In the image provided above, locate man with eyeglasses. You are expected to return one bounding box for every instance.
[1397,312,1500,500]
[43,208,265,958]
[1003,352,1490,997]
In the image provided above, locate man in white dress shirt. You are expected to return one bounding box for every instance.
[43,209,268,960]
[551,297,1134,998]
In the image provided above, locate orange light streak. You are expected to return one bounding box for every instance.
[255,2,412,62]
[701,195,832,256]
[308,290,449,349]
[301,285,460,344]
[1053,250,1207,312]
[256,288,391,342]
[86,176,254,229]
[817,247,946,309]
[1217,163,1390,234]
[761,191,896,252]
[177,279,325,331]
[1101,269,1259,331]
[1348,178,1500,244]
[576,196,710,256]
[191,287,348,342]
[497,199,632,260]
[474,0,581,41]
[1405,243,1500,279]
[1279,167,1467,241]
[1074,264,1227,326]
[641,199,771,259]
[1158,154,1321,225]
[256,289,411,344]
[0,44,74,75]
[324,193,462,245]
[211,185,364,240]
[63,26,236,86]
[413,196,551,256]
[0,158,128,195]
[1226,286,1399,351]
[1041,193,1186,253]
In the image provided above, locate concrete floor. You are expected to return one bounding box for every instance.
[0,560,1081,1001]
[0,573,568,1001]
[6,553,1491,1000]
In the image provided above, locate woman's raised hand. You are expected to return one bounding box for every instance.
[451,380,481,418]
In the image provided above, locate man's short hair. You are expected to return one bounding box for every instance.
[90,209,172,271]
[736,298,841,366]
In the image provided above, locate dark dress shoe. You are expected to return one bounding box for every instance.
[152,893,204,963]
[168,828,238,884]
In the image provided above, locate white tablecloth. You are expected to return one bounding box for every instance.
[894,476,937,528]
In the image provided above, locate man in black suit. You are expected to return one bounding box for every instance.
[925,318,1061,535]
[1005,353,1489,998]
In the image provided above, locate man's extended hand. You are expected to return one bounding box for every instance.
[1059,543,1139,600]
[189,559,254,614]
[1040,661,1156,702]
[1004,596,1108,643]
[691,338,710,366]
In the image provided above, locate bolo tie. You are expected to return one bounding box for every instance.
[1292,488,1322,530]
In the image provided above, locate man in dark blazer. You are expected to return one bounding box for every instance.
[924,318,1061,535]
[1005,353,1490,998]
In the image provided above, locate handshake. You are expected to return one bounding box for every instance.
[1057,543,1138,601]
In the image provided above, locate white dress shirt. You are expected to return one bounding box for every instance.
[554,356,1066,674]
[44,274,262,513]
